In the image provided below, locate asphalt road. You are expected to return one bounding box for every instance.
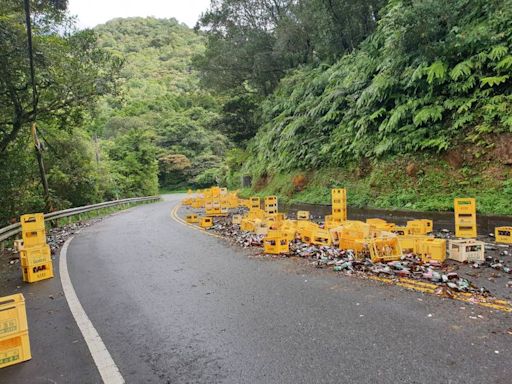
[3,194,511,383]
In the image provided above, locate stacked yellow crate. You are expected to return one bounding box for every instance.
[0,294,31,368]
[19,213,53,283]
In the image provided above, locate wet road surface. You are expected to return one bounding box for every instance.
[68,194,512,383]
[1,194,511,383]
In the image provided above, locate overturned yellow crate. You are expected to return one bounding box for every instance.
[397,235,428,254]
[369,236,402,263]
[210,187,222,198]
[246,208,265,220]
[0,294,28,341]
[182,198,193,206]
[366,218,395,232]
[406,219,433,235]
[297,221,320,244]
[328,225,343,246]
[22,261,54,283]
[191,198,204,209]
[240,218,256,232]
[495,227,512,244]
[297,211,310,220]
[311,228,332,246]
[280,220,298,242]
[335,221,370,251]
[227,193,239,208]
[392,226,413,236]
[185,214,199,224]
[199,217,213,229]
[417,238,446,262]
[265,213,286,230]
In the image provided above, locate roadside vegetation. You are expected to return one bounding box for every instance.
[1,0,511,224]
[194,0,512,214]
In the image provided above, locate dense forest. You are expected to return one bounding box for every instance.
[1,0,511,224]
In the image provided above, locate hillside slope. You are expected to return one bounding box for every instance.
[93,18,230,190]
[235,0,512,215]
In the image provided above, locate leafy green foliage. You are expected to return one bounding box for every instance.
[92,17,232,190]
[194,0,385,94]
[242,0,512,178]
[0,1,120,223]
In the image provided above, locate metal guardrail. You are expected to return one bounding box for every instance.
[0,196,160,243]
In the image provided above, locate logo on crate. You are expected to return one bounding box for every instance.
[0,320,17,336]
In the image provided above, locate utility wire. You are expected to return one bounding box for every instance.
[24,0,51,210]
[24,0,38,120]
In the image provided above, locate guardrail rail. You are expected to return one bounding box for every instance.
[0,196,160,243]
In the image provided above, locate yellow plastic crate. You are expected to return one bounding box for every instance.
[246,208,265,220]
[263,238,289,254]
[454,198,476,213]
[406,219,433,235]
[495,227,512,244]
[331,188,347,221]
[392,226,413,236]
[185,214,199,224]
[297,211,310,220]
[297,222,319,244]
[0,294,28,341]
[339,237,366,252]
[369,237,402,263]
[199,217,213,229]
[397,235,428,254]
[264,196,278,215]
[417,238,446,262]
[21,229,46,248]
[311,229,332,246]
[19,244,51,267]
[20,213,45,232]
[22,261,54,283]
[0,331,31,369]
[454,198,477,238]
[240,218,256,232]
[249,197,261,210]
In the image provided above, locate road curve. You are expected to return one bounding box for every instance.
[66,194,511,383]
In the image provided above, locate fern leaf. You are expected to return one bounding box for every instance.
[450,61,473,80]
[413,105,444,127]
[489,45,508,61]
[480,75,509,87]
[426,61,447,84]
[496,55,512,70]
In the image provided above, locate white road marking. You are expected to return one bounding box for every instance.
[59,236,125,384]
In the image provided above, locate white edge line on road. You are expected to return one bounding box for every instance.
[59,235,125,384]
